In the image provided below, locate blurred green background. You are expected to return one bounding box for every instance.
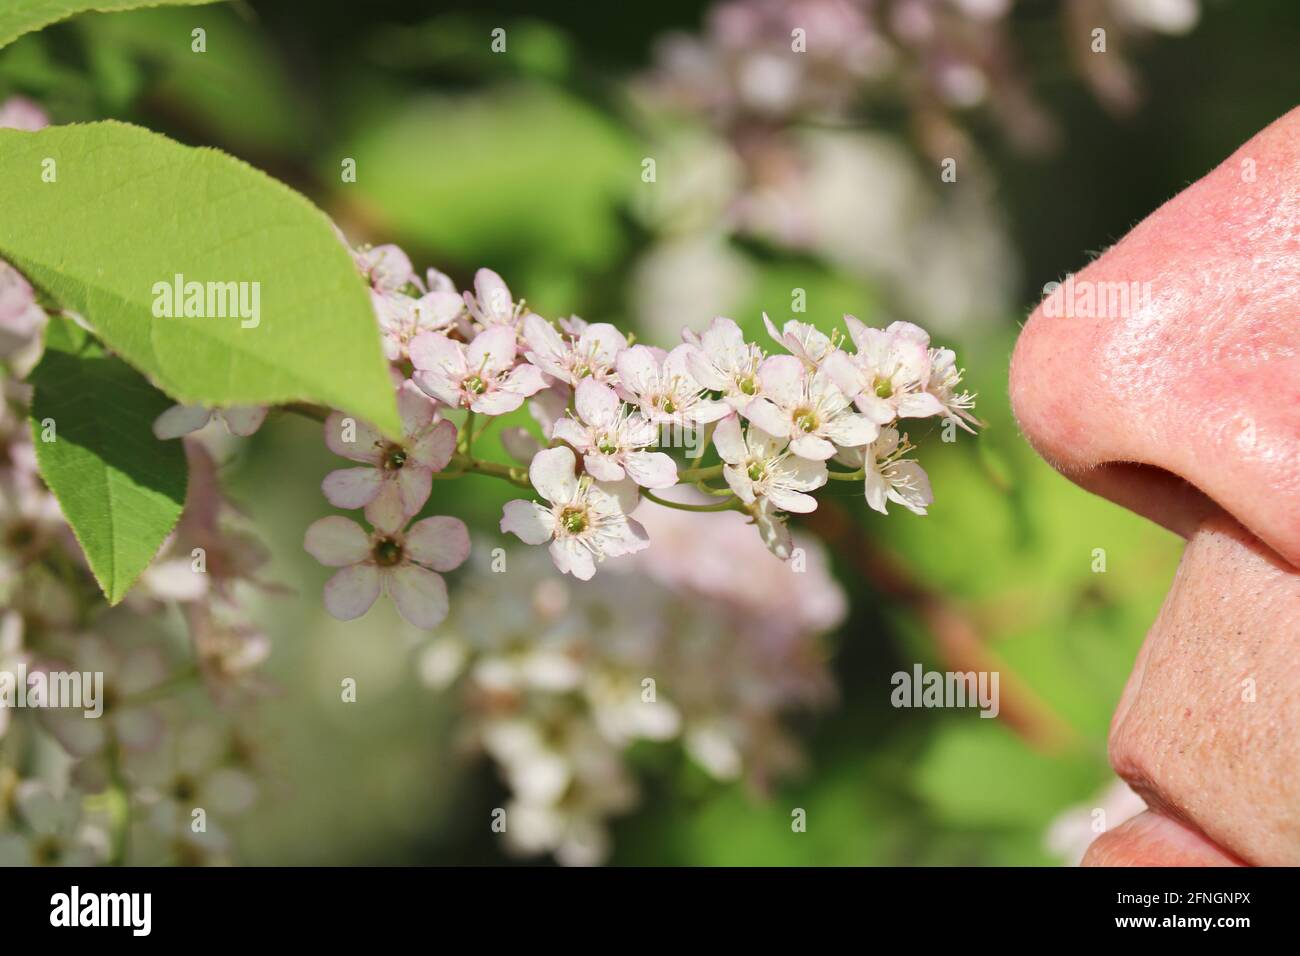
[4,0,1297,864]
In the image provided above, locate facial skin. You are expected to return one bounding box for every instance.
[1010,107,1300,866]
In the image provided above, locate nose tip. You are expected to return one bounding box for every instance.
[1007,107,1300,569]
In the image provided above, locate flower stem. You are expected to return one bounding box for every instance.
[826,467,866,481]
[676,463,724,483]
[443,453,532,489]
[642,489,741,512]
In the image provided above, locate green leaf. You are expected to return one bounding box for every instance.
[28,317,187,604]
[0,0,218,51]
[0,121,399,435]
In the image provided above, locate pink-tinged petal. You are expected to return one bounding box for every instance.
[784,455,829,491]
[362,244,414,292]
[414,369,465,408]
[623,451,677,489]
[862,466,890,514]
[406,515,470,571]
[500,426,542,464]
[686,346,727,391]
[220,405,267,436]
[468,325,518,377]
[409,331,465,374]
[323,565,381,621]
[615,346,660,398]
[324,411,383,462]
[741,398,791,437]
[522,312,564,364]
[397,381,437,432]
[473,268,513,322]
[551,538,596,580]
[409,418,457,471]
[363,482,408,533]
[501,499,555,545]
[766,486,818,514]
[896,391,947,419]
[886,320,932,346]
[722,464,757,503]
[501,362,547,397]
[389,565,450,629]
[822,412,879,448]
[662,343,702,386]
[583,453,626,482]
[842,313,870,353]
[711,414,746,464]
[757,354,806,407]
[854,392,897,425]
[752,501,792,560]
[761,312,786,350]
[322,467,384,509]
[304,516,370,566]
[152,404,212,440]
[397,465,433,516]
[529,446,578,504]
[580,323,628,365]
[575,378,620,427]
[821,350,864,400]
[889,460,933,515]
[596,478,641,516]
[688,398,731,424]
[789,434,836,460]
[415,290,464,330]
[470,388,526,415]
[551,417,591,451]
[745,425,785,460]
[528,384,570,438]
[605,515,650,556]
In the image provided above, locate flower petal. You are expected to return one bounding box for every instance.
[500,500,555,545]
[623,451,678,489]
[321,467,384,509]
[757,354,806,408]
[406,515,471,571]
[324,411,383,462]
[220,405,267,436]
[304,516,370,566]
[152,404,212,440]
[389,565,450,629]
[575,378,620,427]
[323,565,381,620]
[528,446,578,504]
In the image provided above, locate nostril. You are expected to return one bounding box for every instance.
[1072,461,1223,541]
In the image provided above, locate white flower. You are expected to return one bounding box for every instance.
[409,326,546,414]
[712,414,826,512]
[322,381,457,527]
[683,315,766,410]
[614,344,729,427]
[352,243,415,294]
[551,379,677,489]
[926,346,980,432]
[748,496,794,559]
[742,354,878,460]
[463,268,531,331]
[521,313,627,387]
[836,426,933,515]
[499,446,648,581]
[0,259,47,359]
[0,783,109,867]
[822,316,946,424]
[152,404,268,440]
[762,313,838,368]
[374,287,466,362]
[304,511,470,628]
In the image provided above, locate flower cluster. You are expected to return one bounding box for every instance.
[420,502,845,865]
[301,240,976,628]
